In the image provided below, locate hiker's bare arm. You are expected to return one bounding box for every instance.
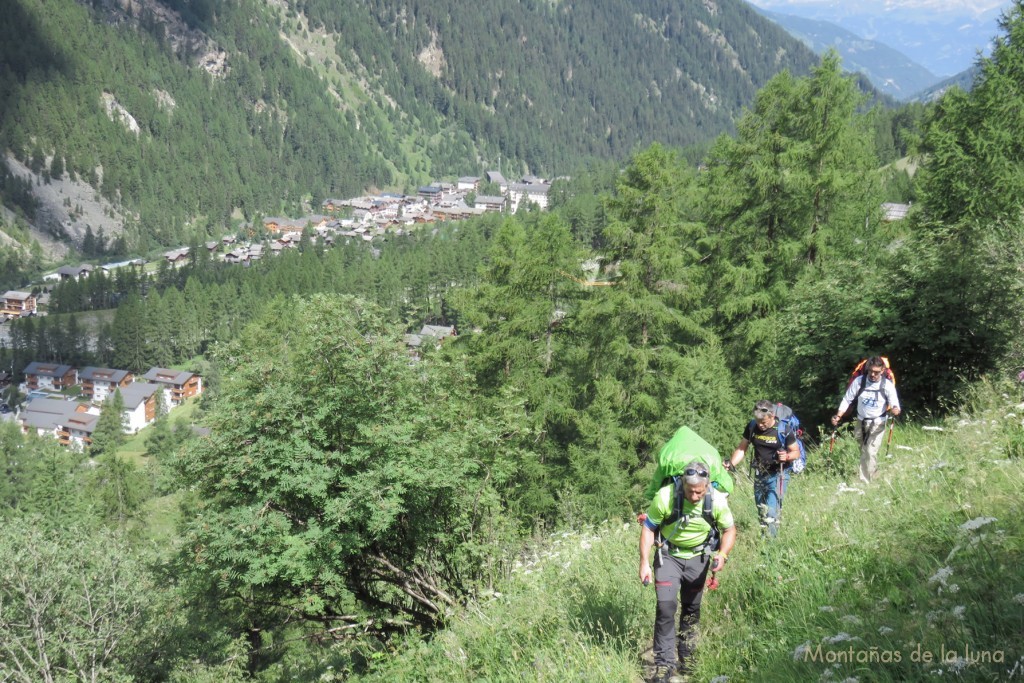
[639,526,655,583]
[715,525,737,569]
[729,440,749,468]
[780,440,801,462]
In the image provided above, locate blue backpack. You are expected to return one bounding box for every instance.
[748,403,807,473]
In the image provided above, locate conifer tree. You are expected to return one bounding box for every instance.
[90,388,127,458]
[700,51,879,367]
[111,293,149,372]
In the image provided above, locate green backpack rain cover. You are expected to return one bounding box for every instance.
[643,426,734,504]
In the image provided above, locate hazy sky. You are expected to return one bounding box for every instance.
[745,0,1008,14]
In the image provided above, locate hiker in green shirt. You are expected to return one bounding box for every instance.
[639,462,736,683]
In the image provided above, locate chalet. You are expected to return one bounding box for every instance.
[404,324,457,360]
[57,264,95,281]
[143,367,203,406]
[1,291,36,319]
[263,217,288,233]
[18,400,73,443]
[321,198,348,213]
[435,205,485,220]
[474,195,506,212]
[881,202,911,222]
[417,185,442,199]
[205,241,220,253]
[164,247,190,266]
[224,248,249,265]
[248,244,264,261]
[23,361,78,391]
[221,234,237,246]
[18,398,97,450]
[79,367,133,402]
[63,409,100,451]
[264,216,327,234]
[457,176,480,191]
[119,382,159,433]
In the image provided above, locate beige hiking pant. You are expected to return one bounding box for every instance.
[854,417,888,483]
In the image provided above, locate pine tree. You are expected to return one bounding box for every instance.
[90,389,127,457]
[111,293,149,372]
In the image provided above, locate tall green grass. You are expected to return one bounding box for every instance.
[347,379,1024,683]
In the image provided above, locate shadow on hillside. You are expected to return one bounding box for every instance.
[0,1,71,150]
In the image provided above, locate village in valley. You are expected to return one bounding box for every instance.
[185,171,550,266]
[2,362,202,451]
[0,173,547,447]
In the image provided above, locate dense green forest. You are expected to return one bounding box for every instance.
[3,2,1024,681]
[0,0,821,250]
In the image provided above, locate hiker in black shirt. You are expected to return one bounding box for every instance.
[728,400,800,537]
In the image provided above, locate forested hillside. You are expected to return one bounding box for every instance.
[0,0,819,252]
[2,1,1024,681]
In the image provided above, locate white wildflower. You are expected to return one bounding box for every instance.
[878,626,893,635]
[928,566,953,586]
[952,605,966,619]
[946,657,967,673]
[840,678,860,683]
[837,482,865,495]
[793,642,813,661]
[946,583,960,593]
[710,677,730,683]
[824,632,857,644]
[841,615,862,626]
[580,540,592,550]
[959,516,997,532]
[819,605,835,612]
[1012,593,1024,605]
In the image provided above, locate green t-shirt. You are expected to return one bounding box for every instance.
[645,485,734,560]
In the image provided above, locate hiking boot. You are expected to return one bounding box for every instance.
[672,659,692,681]
[650,664,675,683]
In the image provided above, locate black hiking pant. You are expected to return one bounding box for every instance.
[653,552,711,668]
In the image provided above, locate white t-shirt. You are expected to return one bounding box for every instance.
[839,377,900,420]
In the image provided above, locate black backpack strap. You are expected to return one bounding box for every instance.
[659,489,719,554]
[661,476,686,528]
[702,491,715,527]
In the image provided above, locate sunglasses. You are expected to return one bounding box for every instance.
[684,468,710,478]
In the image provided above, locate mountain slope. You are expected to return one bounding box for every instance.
[0,0,821,252]
[348,382,1024,682]
[758,9,940,99]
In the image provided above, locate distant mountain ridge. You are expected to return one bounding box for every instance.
[757,8,941,99]
[1,0,826,252]
[746,0,1007,77]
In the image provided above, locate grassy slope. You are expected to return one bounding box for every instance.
[355,380,1024,683]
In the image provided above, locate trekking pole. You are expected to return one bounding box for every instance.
[884,412,896,459]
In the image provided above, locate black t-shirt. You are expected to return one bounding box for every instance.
[742,420,797,468]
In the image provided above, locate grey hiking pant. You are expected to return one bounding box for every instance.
[653,552,711,668]
[855,417,887,483]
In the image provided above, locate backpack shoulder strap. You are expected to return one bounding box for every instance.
[702,492,716,529]
[661,476,686,528]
